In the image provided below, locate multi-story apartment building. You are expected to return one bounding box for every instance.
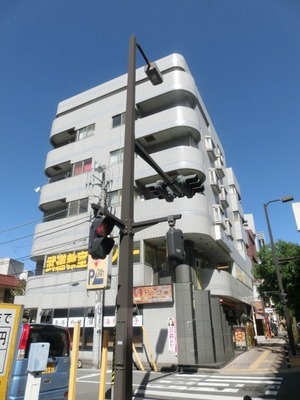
[15,53,254,368]
[0,257,24,276]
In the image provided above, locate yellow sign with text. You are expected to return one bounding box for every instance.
[45,250,88,273]
[0,304,23,400]
[86,256,109,290]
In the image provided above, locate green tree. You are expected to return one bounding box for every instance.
[253,240,300,320]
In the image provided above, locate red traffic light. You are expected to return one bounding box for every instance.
[96,223,108,237]
[88,216,115,260]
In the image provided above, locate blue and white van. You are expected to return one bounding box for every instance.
[8,323,71,400]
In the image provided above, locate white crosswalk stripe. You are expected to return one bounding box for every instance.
[132,373,283,399]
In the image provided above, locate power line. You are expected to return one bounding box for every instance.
[0,196,95,236]
[0,216,43,234]
[4,236,89,277]
[0,213,90,246]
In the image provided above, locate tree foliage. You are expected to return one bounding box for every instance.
[253,240,300,320]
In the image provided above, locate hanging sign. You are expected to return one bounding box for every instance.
[86,256,109,290]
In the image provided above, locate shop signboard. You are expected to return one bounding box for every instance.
[0,304,23,399]
[233,326,247,350]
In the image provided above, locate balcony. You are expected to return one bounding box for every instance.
[229,193,244,215]
[205,136,217,162]
[38,175,90,211]
[212,205,226,229]
[219,186,229,208]
[200,269,253,298]
[135,106,201,151]
[225,218,234,239]
[214,224,232,253]
[136,68,199,112]
[45,137,94,178]
[215,156,225,178]
[31,216,90,259]
[208,169,221,194]
[50,126,76,148]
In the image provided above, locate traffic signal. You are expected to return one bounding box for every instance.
[279,293,288,305]
[176,174,204,198]
[88,216,115,259]
[166,226,185,265]
[145,180,175,202]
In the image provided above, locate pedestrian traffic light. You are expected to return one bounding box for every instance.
[176,174,205,198]
[279,293,288,305]
[166,226,185,265]
[145,180,175,202]
[88,216,115,259]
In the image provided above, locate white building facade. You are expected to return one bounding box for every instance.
[15,54,254,368]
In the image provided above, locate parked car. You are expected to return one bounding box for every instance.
[8,323,71,400]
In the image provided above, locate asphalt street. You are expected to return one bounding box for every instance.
[74,336,300,400]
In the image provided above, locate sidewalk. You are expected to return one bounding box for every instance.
[221,335,300,374]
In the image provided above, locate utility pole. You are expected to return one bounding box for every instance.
[263,196,296,355]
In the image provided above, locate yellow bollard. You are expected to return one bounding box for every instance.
[99,330,109,400]
[133,343,144,371]
[68,321,80,400]
[142,326,157,371]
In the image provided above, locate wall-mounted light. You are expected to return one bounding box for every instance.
[217,265,229,270]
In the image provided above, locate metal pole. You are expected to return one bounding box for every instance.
[263,202,296,355]
[92,290,103,369]
[113,35,136,400]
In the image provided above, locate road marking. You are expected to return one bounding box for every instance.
[196,382,229,387]
[248,349,271,371]
[220,375,282,380]
[132,388,273,400]
[207,378,282,384]
[193,387,239,393]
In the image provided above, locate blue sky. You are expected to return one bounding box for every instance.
[1,0,300,271]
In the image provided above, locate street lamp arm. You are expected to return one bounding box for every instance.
[136,41,163,85]
[136,42,151,68]
[265,195,294,208]
[263,203,285,293]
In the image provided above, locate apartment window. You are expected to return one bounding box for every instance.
[112,113,126,128]
[237,240,246,252]
[73,158,92,176]
[144,242,165,267]
[225,219,233,238]
[233,211,240,222]
[108,190,122,207]
[76,124,95,141]
[40,309,53,323]
[216,146,225,165]
[213,205,224,224]
[229,185,236,195]
[43,206,67,222]
[220,186,227,199]
[110,149,124,165]
[69,198,88,216]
